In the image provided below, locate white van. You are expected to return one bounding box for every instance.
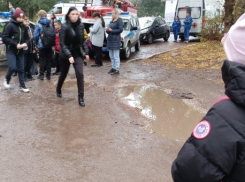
[47,2,91,22]
[175,0,224,41]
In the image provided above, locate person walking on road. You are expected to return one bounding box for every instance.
[56,7,90,107]
[172,16,181,42]
[23,17,35,81]
[2,9,30,92]
[106,8,123,75]
[34,10,55,81]
[90,12,105,67]
[172,13,245,182]
[184,12,192,43]
[53,20,62,75]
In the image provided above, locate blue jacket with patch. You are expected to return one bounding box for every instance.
[34,17,51,49]
[172,19,181,31]
[184,17,193,29]
[172,60,245,182]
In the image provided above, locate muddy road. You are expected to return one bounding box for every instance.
[0,35,223,182]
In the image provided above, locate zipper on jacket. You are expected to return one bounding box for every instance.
[17,26,22,55]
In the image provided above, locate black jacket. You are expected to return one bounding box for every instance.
[2,18,29,55]
[59,21,89,60]
[172,60,245,182]
[24,27,35,54]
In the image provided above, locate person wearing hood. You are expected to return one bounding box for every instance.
[2,9,30,92]
[172,13,245,182]
[89,12,105,67]
[34,10,54,80]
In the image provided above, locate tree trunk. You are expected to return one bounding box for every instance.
[223,0,235,32]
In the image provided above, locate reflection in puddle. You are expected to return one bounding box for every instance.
[121,86,205,142]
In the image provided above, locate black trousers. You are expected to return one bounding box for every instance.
[93,45,103,66]
[55,52,60,73]
[39,48,53,76]
[57,55,84,96]
[24,53,34,77]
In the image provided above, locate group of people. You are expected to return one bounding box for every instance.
[172,12,192,43]
[2,3,123,107]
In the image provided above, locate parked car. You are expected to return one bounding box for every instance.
[102,12,141,60]
[139,17,170,44]
[0,12,35,65]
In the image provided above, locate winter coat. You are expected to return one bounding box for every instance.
[59,21,89,60]
[172,19,181,32]
[184,16,193,29]
[55,29,60,52]
[24,26,35,54]
[89,18,105,47]
[34,17,52,49]
[2,17,29,55]
[106,18,123,50]
[172,60,245,182]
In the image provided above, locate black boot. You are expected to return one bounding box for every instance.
[78,95,85,107]
[56,88,62,98]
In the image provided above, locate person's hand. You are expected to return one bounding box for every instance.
[106,27,112,32]
[85,55,90,62]
[33,50,36,54]
[22,43,27,48]
[69,57,75,64]
[17,44,22,50]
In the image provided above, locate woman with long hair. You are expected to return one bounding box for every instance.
[106,8,123,75]
[90,12,105,67]
[56,7,90,107]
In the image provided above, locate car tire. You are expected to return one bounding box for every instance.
[164,31,170,41]
[147,34,153,44]
[135,40,140,51]
[123,42,131,60]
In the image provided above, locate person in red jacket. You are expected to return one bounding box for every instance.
[53,20,61,75]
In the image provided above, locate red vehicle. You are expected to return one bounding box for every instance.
[81,0,138,24]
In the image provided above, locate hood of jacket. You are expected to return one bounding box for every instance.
[10,17,22,25]
[38,17,50,27]
[222,60,245,106]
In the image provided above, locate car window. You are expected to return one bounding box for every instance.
[130,18,136,28]
[155,19,160,27]
[178,7,201,19]
[48,7,62,14]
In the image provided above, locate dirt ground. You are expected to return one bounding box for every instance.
[0,36,225,182]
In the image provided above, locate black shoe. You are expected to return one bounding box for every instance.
[52,72,60,75]
[84,61,87,66]
[111,70,119,75]
[108,68,116,74]
[46,76,51,80]
[78,95,85,107]
[56,90,62,98]
[91,64,101,67]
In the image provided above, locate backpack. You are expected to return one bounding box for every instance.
[41,25,55,48]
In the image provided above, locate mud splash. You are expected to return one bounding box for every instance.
[120,86,205,142]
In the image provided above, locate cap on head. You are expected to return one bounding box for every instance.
[13,9,25,19]
[223,13,245,65]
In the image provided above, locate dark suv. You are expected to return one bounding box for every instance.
[139,17,170,44]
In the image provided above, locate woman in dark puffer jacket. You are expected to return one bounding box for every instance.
[172,13,245,182]
[56,7,89,107]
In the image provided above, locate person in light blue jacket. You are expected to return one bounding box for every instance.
[89,12,105,67]
[184,12,193,43]
[172,16,181,42]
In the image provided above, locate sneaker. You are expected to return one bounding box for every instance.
[20,86,30,93]
[108,68,115,74]
[37,75,44,80]
[3,78,11,88]
[111,70,119,75]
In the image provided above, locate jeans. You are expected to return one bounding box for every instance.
[109,49,120,70]
[6,51,25,87]
[55,52,60,73]
[57,54,84,96]
[39,48,53,76]
[184,26,191,41]
[173,29,179,41]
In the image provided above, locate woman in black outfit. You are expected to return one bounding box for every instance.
[56,7,90,107]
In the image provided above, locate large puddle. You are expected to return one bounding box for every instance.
[119,86,205,142]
